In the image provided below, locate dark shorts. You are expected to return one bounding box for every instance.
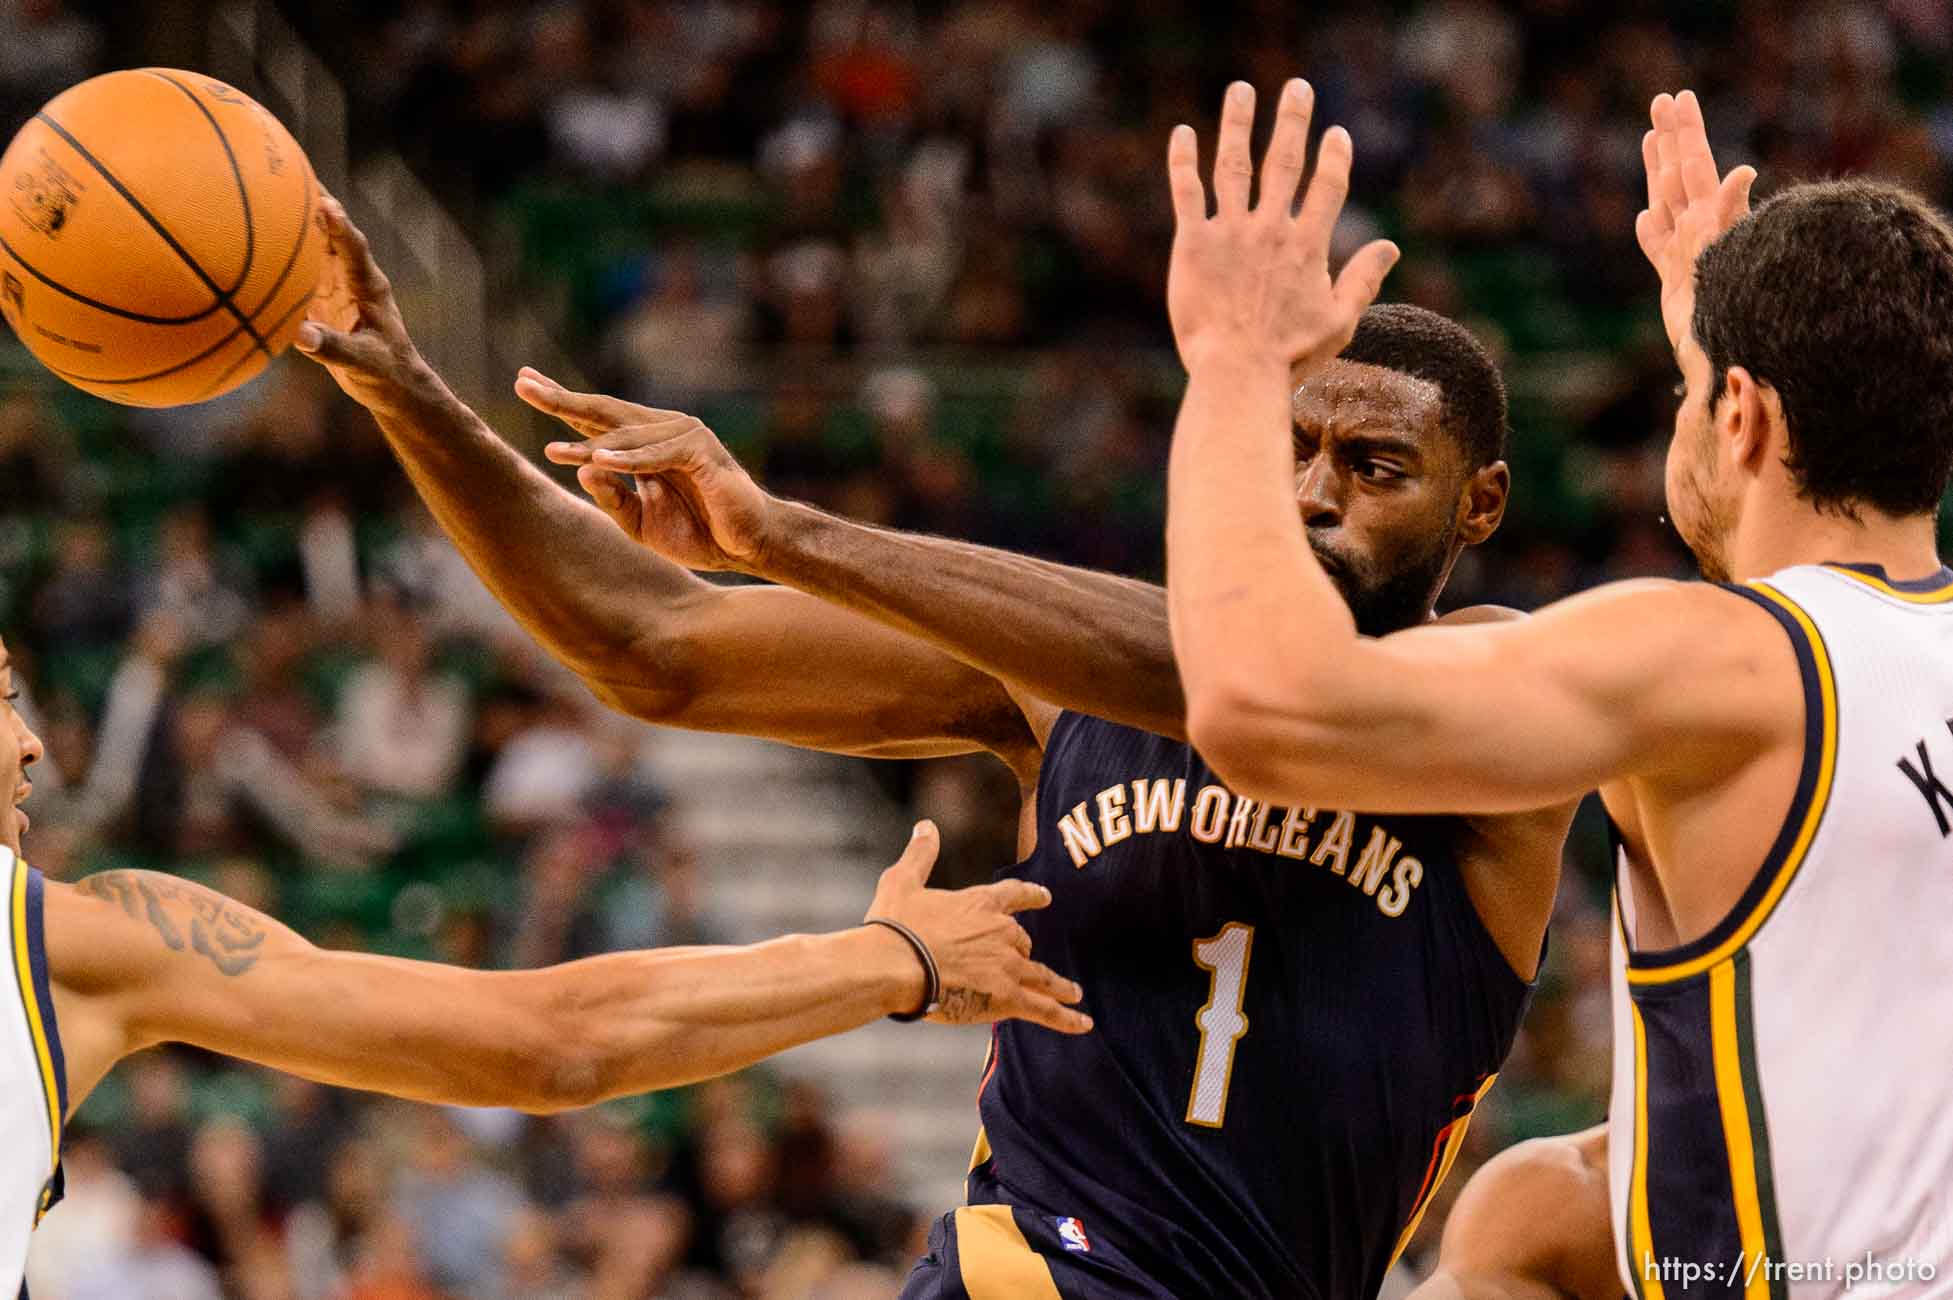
[899,1203,1177,1300]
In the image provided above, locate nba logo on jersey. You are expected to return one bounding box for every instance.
[1055,1217,1092,1253]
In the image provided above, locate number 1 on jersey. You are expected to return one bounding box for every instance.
[1186,922,1255,1128]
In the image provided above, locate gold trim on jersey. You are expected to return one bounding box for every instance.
[968,1125,992,1173]
[10,854,61,1176]
[1710,959,1772,1300]
[1627,999,1665,1300]
[954,1205,1062,1299]
[1626,580,1837,985]
[1822,564,1953,605]
[1387,1073,1499,1269]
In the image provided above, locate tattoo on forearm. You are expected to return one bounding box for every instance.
[937,987,992,1021]
[77,872,268,977]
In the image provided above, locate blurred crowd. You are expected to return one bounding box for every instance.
[3,0,1951,1295]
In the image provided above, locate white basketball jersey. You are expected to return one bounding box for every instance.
[1609,562,1953,1299]
[1,846,65,1298]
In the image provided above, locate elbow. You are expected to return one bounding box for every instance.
[524,1033,614,1115]
[1185,682,1332,806]
[579,629,698,725]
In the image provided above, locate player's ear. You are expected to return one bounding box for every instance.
[1720,365,1777,477]
[1456,459,1509,547]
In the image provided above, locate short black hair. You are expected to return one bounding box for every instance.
[1339,303,1508,467]
[1693,179,1953,517]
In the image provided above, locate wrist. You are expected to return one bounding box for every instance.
[1181,345,1297,388]
[359,348,446,419]
[850,922,930,1018]
[750,498,822,581]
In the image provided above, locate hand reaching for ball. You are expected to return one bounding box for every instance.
[295,194,435,412]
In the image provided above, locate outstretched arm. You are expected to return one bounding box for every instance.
[47,825,1089,1115]
[1409,1128,1621,1300]
[520,375,1183,738]
[295,199,1035,771]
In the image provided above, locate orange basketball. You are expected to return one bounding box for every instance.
[0,69,323,407]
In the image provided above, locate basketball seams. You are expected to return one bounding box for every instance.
[31,110,271,358]
[0,224,227,325]
[36,162,317,388]
[192,281,317,402]
[140,71,257,301]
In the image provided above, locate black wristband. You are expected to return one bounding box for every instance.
[864,917,941,1022]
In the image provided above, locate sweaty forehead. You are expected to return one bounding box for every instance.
[1291,360,1444,443]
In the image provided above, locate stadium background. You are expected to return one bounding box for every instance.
[5,0,1950,1295]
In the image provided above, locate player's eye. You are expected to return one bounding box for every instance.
[1357,461,1404,482]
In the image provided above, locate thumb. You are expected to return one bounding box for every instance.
[891,820,940,889]
[1333,239,1401,319]
[291,322,378,371]
[1718,164,1757,229]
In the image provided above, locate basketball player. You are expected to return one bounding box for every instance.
[296,163,1575,1295]
[0,642,1088,1296]
[1166,78,1953,1297]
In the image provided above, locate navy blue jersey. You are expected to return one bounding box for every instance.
[909,712,1535,1300]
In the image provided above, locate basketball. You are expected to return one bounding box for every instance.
[0,69,322,408]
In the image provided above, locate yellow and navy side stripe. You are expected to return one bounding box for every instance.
[1388,1073,1500,1269]
[1624,580,1836,986]
[1822,561,1953,605]
[9,854,67,1226]
[1611,578,1824,1297]
[1621,948,1785,1300]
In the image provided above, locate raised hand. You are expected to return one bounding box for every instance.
[1166,79,1399,377]
[294,195,430,411]
[866,821,1091,1035]
[1635,90,1757,351]
[517,368,772,573]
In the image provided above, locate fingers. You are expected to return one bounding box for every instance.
[1639,128,1675,247]
[574,463,643,536]
[1002,960,1093,1035]
[1296,124,1354,261]
[543,417,705,467]
[1673,90,1721,205]
[999,994,1093,1035]
[1016,957,1084,1005]
[1332,237,1400,320]
[976,877,1055,916]
[1641,129,1663,217]
[550,425,719,478]
[316,194,392,305]
[1166,123,1206,230]
[515,367,659,438]
[1256,78,1313,220]
[1649,95,1688,227]
[886,820,940,889]
[1212,81,1256,215]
